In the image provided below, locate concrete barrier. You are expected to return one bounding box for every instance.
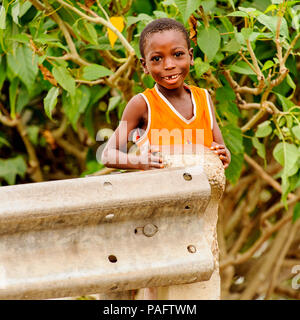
[0,148,224,299]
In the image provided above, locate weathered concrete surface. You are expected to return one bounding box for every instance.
[135,148,225,300]
[0,161,215,299]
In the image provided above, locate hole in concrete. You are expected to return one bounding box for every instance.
[103,181,113,191]
[183,173,192,181]
[134,228,138,234]
[187,245,197,253]
[105,213,114,220]
[110,284,118,290]
[185,205,191,210]
[108,255,117,263]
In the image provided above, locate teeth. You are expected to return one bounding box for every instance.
[164,74,179,80]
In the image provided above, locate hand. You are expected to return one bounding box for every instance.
[138,146,164,170]
[210,142,231,169]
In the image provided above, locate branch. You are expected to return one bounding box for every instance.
[56,0,135,55]
[260,191,300,225]
[223,70,264,95]
[241,109,266,132]
[282,32,300,65]
[246,40,264,81]
[244,154,296,200]
[265,219,300,299]
[75,78,106,85]
[0,113,18,127]
[275,285,300,300]
[221,209,294,269]
[29,0,89,66]
[16,118,44,182]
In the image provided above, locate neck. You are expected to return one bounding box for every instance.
[156,83,188,98]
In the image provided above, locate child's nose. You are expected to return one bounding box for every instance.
[164,57,176,70]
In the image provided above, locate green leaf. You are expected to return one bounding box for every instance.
[218,101,241,125]
[7,34,30,43]
[19,2,32,17]
[230,61,256,75]
[197,26,220,61]
[44,87,59,120]
[225,152,244,184]
[106,96,121,124]
[16,85,29,114]
[7,45,39,92]
[222,38,241,53]
[52,66,75,96]
[255,120,272,138]
[262,60,274,71]
[78,85,91,114]
[0,134,11,148]
[88,86,110,107]
[257,14,289,39]
[193,58,210,78]
[252,136,266,161]
[292,126,300,140]
[227,11,249,17]
[275,93,295,111]
[62,89,82,130]
[292,202,300,223]
[216,86,235,103]
[27,125,39,145]
[126,13,153,27]
[0,5,6,29]
[174,0,202,22]
[238,7,263,17]
[273,142,299,177]
[11,1,20,25]
[9,78,19,119]
[0,155,27,185]
[82,64,112,81]
[221,124,244,154]
[286,73,296,96]
[241,28,253,40]
[77,20,98,45]
[0,56,5,91]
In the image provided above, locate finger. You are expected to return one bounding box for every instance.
[150,146,160,153]
[210,145,225,151]
[150,155,162,163]
[214,147,226,152]
[214,149,226,155]
[150,162,164,168]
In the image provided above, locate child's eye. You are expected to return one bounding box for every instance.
[174,52,184,57]
[151,56,161,62]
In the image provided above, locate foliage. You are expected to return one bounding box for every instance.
[0,0,299,300]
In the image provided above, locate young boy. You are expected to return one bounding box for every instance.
[101,18,230,298]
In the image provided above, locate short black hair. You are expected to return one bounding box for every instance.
[139,18,190,58]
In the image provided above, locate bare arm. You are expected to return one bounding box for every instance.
[208,94,231,169]
[101,94,163,170]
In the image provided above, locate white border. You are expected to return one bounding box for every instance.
[154,84,197,124]
[135,93,151,145]
[204,89,214,130]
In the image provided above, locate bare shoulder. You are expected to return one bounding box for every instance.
[121,94,147,124]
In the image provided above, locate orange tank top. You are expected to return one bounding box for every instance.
[135,84,213,152]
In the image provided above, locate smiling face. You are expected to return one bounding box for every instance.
[140,29,194,90]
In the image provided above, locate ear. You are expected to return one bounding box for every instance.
[140,57,149,74]
[189,48,194,66]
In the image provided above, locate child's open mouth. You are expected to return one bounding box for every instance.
[162,73,180,83]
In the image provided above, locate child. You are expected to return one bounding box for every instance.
[101,18,231,298]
